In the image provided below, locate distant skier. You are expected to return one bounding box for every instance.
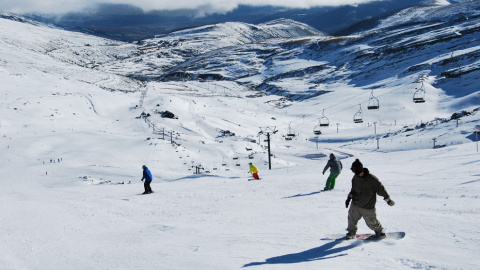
[345,159,395,239]
[322,153,343,190]
[248,162,260,180]
[141,165,153,194]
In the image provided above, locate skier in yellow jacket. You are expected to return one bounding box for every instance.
[248,162,260,180]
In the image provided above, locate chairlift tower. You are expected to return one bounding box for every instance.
[259,126,277,170]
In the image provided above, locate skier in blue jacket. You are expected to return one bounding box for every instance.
[141,165,153,194]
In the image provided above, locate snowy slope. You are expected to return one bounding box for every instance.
[0,3,479,270]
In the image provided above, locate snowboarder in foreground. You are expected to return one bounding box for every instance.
[141,165,153,194]
[322,153,343,191]
[248,162,260,180]
[345,159,395,239]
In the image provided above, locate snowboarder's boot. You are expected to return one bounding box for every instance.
[346,232,355,239]
[375,232,386,239]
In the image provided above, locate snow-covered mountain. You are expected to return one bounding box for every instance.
[0,2,479,269]
[94,19,322,80]
[113,1,480,103]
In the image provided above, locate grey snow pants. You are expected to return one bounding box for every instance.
[347,203,383,234]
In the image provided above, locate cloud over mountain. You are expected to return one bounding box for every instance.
[1,0,384,15]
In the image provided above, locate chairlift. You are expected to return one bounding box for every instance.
[287,123,296,137]
[320,109,329,126]
[413,82,426,103]
[313,123,322,135]
[353,104,364,123]
[367,90,380,110]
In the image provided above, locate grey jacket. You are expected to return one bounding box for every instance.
[323,153,343,174]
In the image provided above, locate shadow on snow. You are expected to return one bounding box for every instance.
[242,240,362,267]
[283,191,322,198]
[166,175,241,182]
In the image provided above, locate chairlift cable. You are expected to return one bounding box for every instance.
[304,81,418,127]
[311,85,398,116]
[328,83,413,117]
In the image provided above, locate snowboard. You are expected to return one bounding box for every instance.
[325,232,405,241]
[248,178,261,181]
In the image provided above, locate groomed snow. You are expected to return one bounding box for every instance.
[0,10,479,270]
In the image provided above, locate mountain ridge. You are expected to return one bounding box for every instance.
[8,0,435,41]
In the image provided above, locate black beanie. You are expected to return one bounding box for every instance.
[351,159,363,172]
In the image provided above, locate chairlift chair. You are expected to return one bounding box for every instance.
[320,109,330,126]
[313,125,322,135]
[287,123,296,137]
[367,90,380,110]
[413,84,426,103]
[353,105,364,123]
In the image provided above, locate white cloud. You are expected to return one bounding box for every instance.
[0,0,383,14]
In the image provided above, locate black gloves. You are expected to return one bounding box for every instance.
[385,198,395,206]
[345,193,352,208]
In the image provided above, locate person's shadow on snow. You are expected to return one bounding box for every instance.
[242,239,362,267]
[283,191,321,198]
